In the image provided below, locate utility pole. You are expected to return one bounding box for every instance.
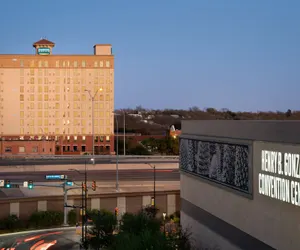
[115,114,119,192]
[123,111,126,155]
[63,182,68,226]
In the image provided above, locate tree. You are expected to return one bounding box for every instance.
[86,209,117,250]
[195,141,210,176]
[234,146,249,191]
[221,144,236,185]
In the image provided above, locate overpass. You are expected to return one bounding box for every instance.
[0,155,179,166]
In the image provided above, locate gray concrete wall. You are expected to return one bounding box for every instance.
[181,120,300,144]
[181,137,300,250]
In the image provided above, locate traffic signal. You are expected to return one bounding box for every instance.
[114,207,119,217]
[92,181,96,191]
[28,180,33,189]
[4,180,10,188]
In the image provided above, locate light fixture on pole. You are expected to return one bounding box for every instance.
[145,163,156,208]
[85,88,103,164]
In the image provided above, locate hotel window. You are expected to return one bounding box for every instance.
[55,111,59,117]
[99,111,104,117]
[30,86,35,92]
[55,119,60,126]
[94,61,98,67]
[20,94,24,101]
[20,60,24,67]
[30,120,34,126]
[38,94,42,101]
[55,128,60,134]
[45,78,48,84]
[20,111,24,118]
[55,103,60,109]
[20,120,24,126]
[81,111,86,118]
[81,94,86,101]
[74,61,78,67]
[99,95,104,101]
[106,111,110,117]
[82,120,86,126]
[106,136,110,142]
[55,61,59,67]
[30,68,34,75]
[20,103,24,110]
[30,94,34,101]
[95,120,98,126]
[38,69,42,76]
[44,110,49,118]
[38,61,42,67]
[19,147,25,153]
[38,86,42,93]
[38,111,42,117]
[82,61,86,67]
[106,127,110,134]
[38,102,42,109]
[62,61,66,67]
[105,94,110,101]
[55,94,60,101]
[67,61,70,67]
[106,119,110,125]
[81,128,86,134]
[44,61,48,67]
[20,86,24,93]
[20,128,24,135]
[38,119,42,126]
[99,119,104,125]
[100,61,103,67]
[30,60,35,67]
[55,69,60,76]
[44,119,49,126]
[30,103,34,109]
[44,94,48,101]
[105,61,110,67]
[99,103,104,109]
[20,69,24,77]
[30,77,34,84]
[32,147,38,153]
[38,78,42,84]
[44,128,49,133]
[44,103,49,109]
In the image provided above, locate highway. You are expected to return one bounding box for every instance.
[0,158,178,166]
[0,169,180,183]
[0,228,80,249]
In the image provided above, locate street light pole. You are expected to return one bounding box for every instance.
[145,163,156,208]
[85,88,103,164]
[123,111,126,156]
[115,114,119,192]
[84,160,88,241]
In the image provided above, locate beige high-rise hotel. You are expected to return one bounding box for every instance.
[0,39,115,156]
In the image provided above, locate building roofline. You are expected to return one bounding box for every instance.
[93,44,112,47]
[0,54,114,57]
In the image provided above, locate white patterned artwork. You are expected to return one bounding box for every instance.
[180,138,250,193]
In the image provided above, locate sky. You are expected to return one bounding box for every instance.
[0,0,299,112]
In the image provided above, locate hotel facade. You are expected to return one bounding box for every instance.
[0,39,115,156]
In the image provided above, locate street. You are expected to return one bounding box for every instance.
[0,158,178,166]
[0,228,80,249]
[0,169,180,183]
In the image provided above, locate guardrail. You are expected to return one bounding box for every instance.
[0,155,179,161]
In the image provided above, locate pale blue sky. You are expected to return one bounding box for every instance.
[0,0,299,111]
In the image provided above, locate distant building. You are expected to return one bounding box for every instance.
[0,39,114,157]
[180,120,300,250]
[169,124,181,138]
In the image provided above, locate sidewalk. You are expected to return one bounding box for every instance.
[0,162,179,173]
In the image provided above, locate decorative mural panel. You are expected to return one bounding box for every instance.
[180,138,250,193]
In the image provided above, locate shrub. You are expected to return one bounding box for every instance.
[0,215,24,231]
[28,211,63,228]
[68,209,77,226]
